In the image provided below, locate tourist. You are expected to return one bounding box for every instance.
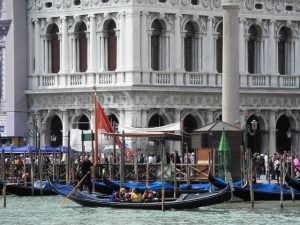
[142,187,154,202]
[274,156,281,183]
[131,188,142,202]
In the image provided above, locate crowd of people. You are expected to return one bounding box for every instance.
[252,151,300,183]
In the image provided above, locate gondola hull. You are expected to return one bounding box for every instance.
[6,184,57,196]
[208,172,300,201]
[285,173,300,191]
[51,181,231,210]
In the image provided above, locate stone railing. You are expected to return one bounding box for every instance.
[29,71,300,90]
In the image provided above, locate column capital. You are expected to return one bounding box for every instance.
[222,0,240,7]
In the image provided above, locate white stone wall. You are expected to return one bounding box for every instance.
[21,0,300,155]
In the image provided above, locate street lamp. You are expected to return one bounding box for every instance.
[25,112,46,149]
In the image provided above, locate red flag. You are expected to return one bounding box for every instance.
[95,100,113,133]
[94,97,123,164]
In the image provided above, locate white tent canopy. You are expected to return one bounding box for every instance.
[118,122,181,133]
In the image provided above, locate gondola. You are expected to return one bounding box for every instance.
[51,181,231,210]
[101,177,211,197]
[6,181,57,196]
[285,172,300,191]
[208,172,300,201]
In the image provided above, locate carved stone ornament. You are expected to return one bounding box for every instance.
[213,0,221,8]
[37,0,44,10]
[27,0,34,10]
[65,0,72,8]
[148,0,156,4]
[198,17,207,33]
[265,0,273,11]
[170,0,177,6]
[245,0,254,10]
[202,0,211,8]
[181,0,189,6]
[113,0,120,3]
[274,0,284,12]
[83,0,90,6]
[55,0,62,9]
[295,0,300,11]
[92,0,100,5]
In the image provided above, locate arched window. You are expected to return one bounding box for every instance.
[151,20,162,71]
[184,22,195,72]
[248,25,263,74]
[216,23,223,73]
[46,24,60,73]
[72,22,87,72]
[278,27,293,75]
[106,20,117,71]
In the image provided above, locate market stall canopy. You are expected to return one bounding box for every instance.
[193,120,243,132]
[105,131,182,141]
[118,122,181,132]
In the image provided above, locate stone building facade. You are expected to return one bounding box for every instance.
[17,0,300,155]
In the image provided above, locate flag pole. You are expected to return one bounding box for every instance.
[93,86,98,165]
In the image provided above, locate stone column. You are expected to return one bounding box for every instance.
[239,18,246,75]
[62,111,69,147]
[89,14,97,72]
[205,16,213,73]
[141,11,148,71]
[269,110,276,155]
[34,18,41,74]
[222,0,240,125]
[174,14,182,71]
[60,16,69,73]
[44,38,49,73]
[268,20,276,74]
[28,18,34,75]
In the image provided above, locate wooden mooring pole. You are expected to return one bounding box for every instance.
[2,149,6,208]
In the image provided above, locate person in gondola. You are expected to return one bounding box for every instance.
[131,188,142,202]
[142,187,154,202]
[80,155,93,194]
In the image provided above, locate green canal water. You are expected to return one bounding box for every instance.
[0,196,300,225]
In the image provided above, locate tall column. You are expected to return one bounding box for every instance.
[174,14,182,71]
[269,110,276,155]
[89,14,97,72]
[268,19,276,74]
[44,39,49,73]
[60,16,69,73]
[141,11,148,71]
[205,16,214,73]
[100,33,105,71]
[222,0,240,125]
[34,18,41,74]
[62,111,69,147]
[28,19,34,75]
[239,18,246,75]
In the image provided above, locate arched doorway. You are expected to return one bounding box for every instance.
[276,115,291,153]
[78,115,90,130]
[108,114,119,131]
[183,114,198,152]
[50,115,62,147]
[148,114,165,127]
